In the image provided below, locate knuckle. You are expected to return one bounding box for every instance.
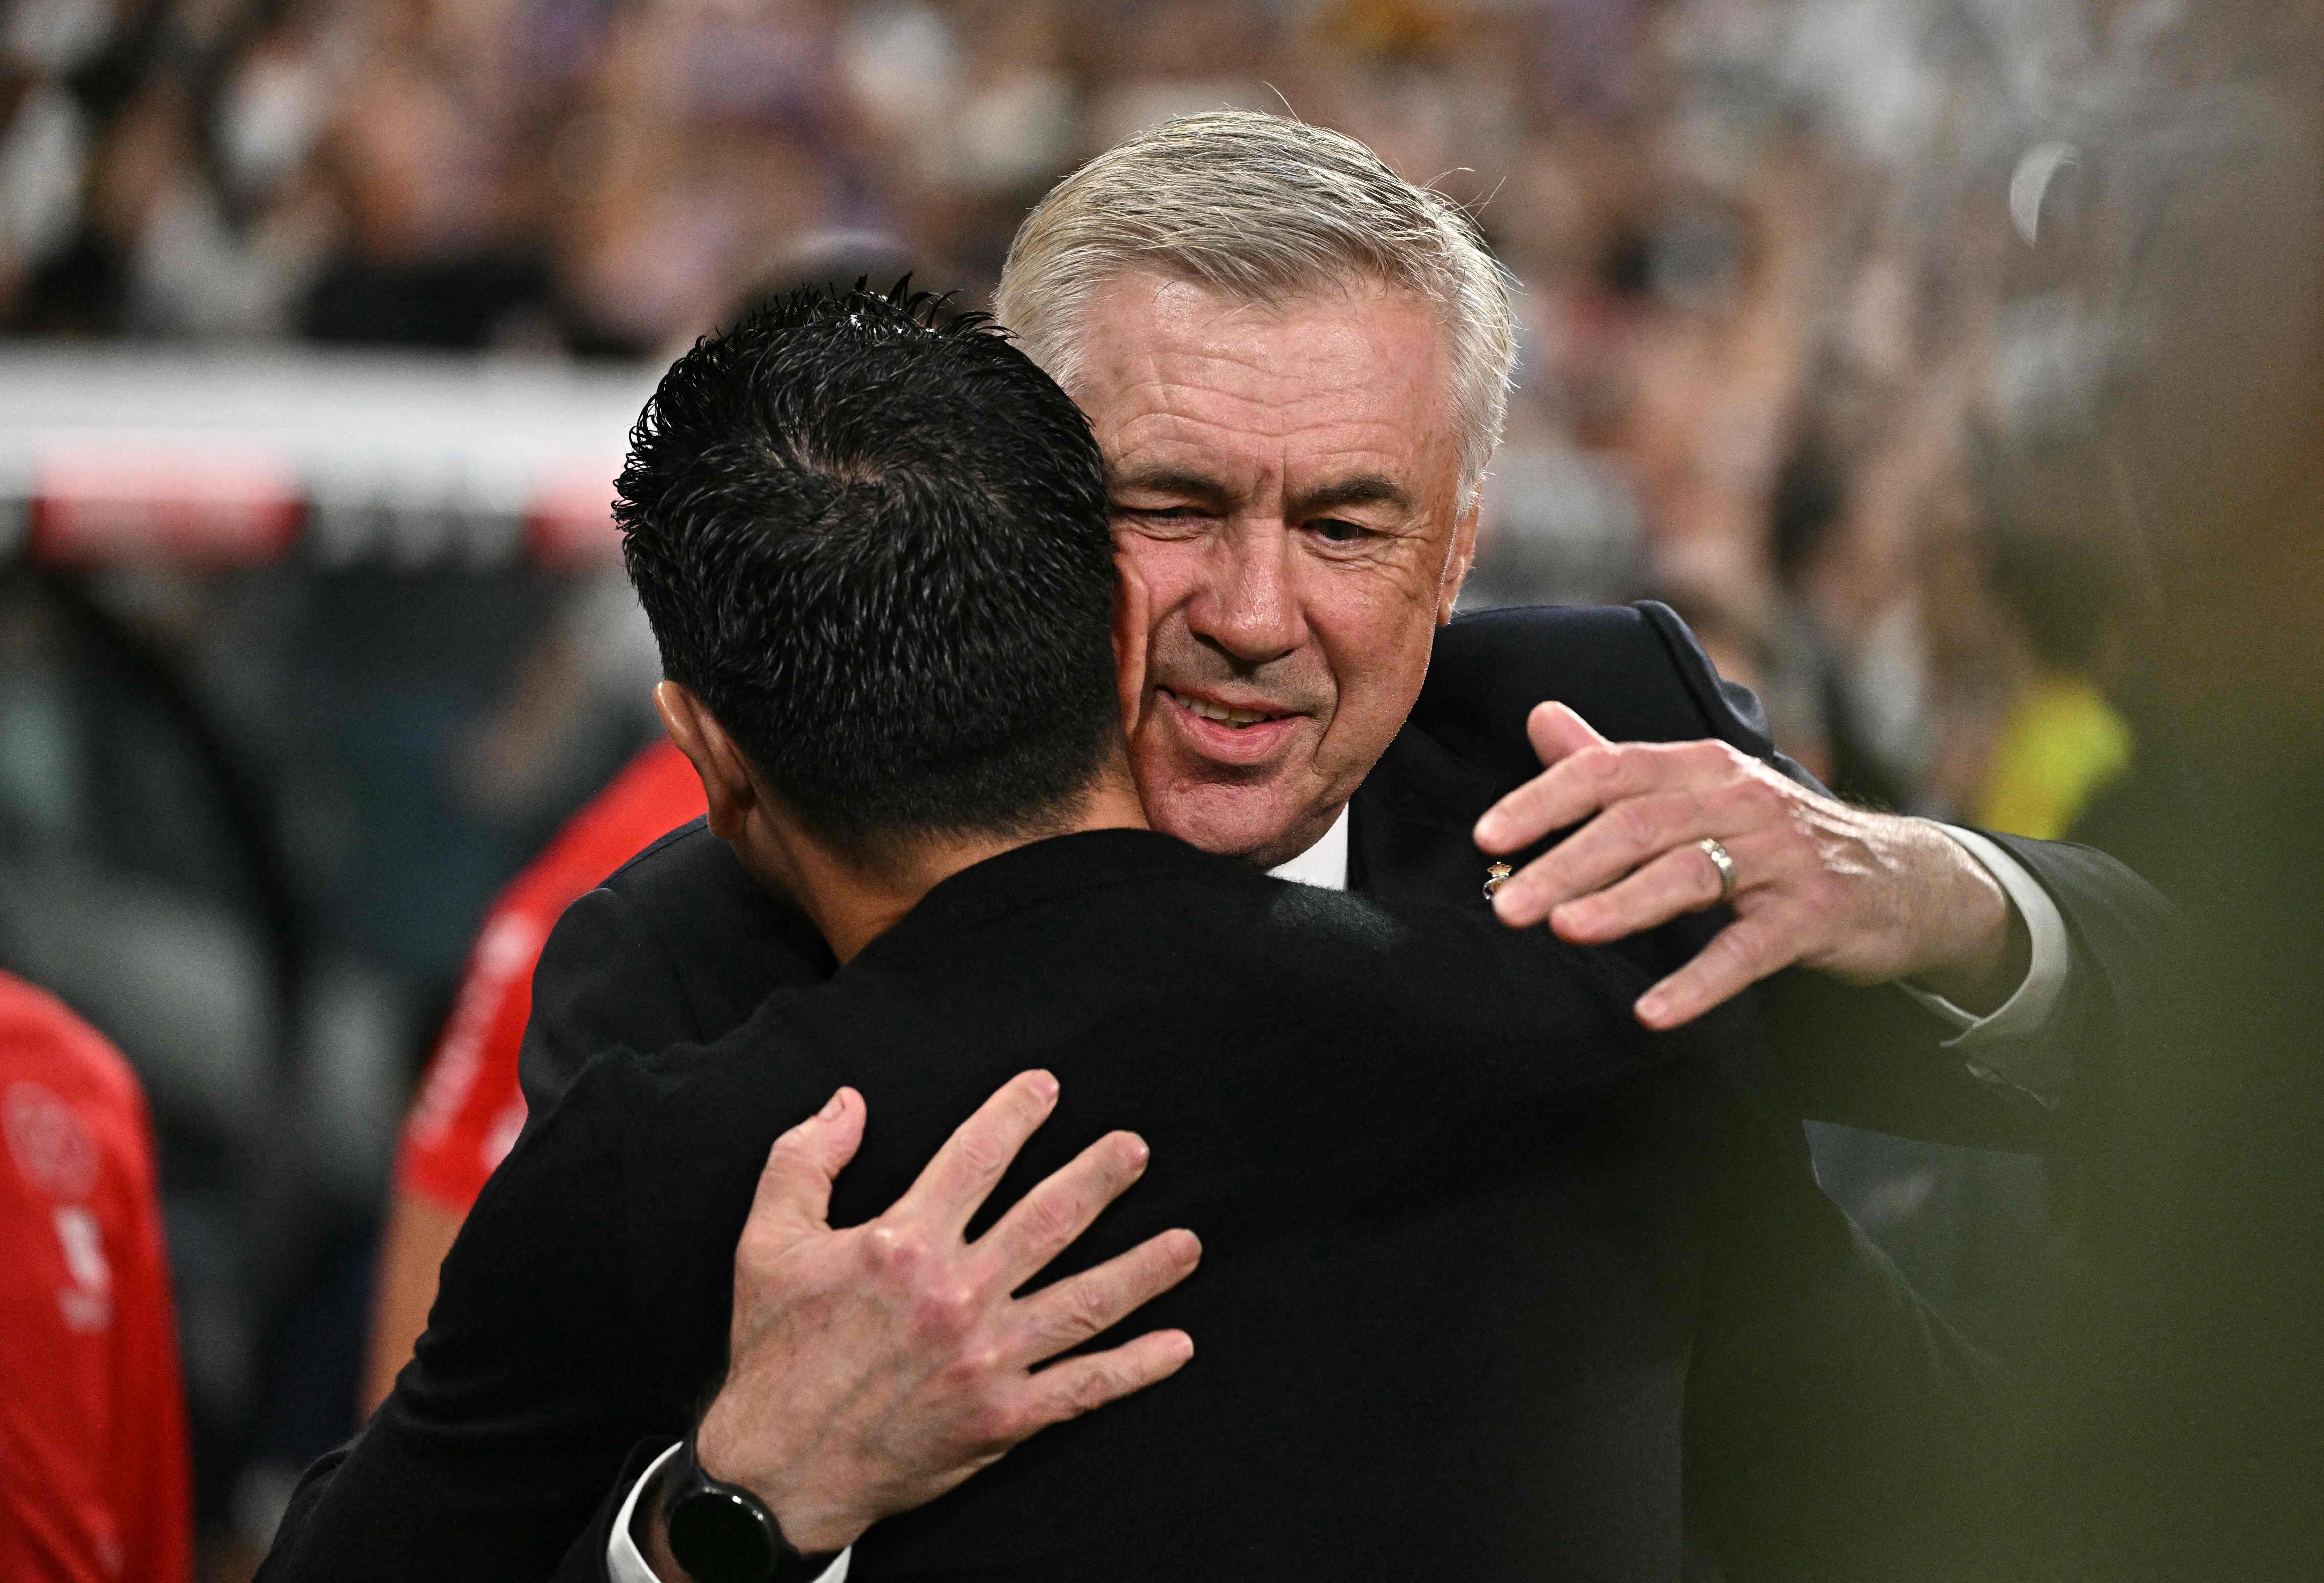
[1028,1195,1078,1249]
[1611,802,1659,850]
[912,1280,980,1338]
[1735,776,1784,823]
[1067,1362,1126,1415]
[866,1225,937,1286]
[955,1339,1006,1380]
[1682,740,1727,774]
[1068,1276,1120,1334]
[954,1127,1011,1181]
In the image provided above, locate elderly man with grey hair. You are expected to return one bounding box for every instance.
[275,113,2162,1582]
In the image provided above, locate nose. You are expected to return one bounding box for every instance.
[1185,518,1305,668]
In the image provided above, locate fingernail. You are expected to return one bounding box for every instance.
[819,1090,846,1121]
[1635,992,1669,1026]
[1474,812,1503,847]
[1123,1134,1151,1168]
[1028,1070,1059,1101]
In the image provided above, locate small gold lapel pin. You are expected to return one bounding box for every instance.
[1483,862,1513,902]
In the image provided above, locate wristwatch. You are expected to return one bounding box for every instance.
[659,1433,839,1583]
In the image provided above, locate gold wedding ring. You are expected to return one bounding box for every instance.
[1697,837,1738,905]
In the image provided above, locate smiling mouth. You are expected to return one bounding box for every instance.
[1159,687,1295,729]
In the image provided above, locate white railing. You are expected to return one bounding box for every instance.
[0,346,663,566]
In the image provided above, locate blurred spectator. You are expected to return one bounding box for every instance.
[361,737,701,1412]
[1975,532,2133,842]
[0,970,193,1583]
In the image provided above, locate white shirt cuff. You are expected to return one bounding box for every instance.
[1896,826,2071,1077]
[606,1441,851,1583]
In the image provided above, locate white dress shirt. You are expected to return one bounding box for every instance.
[610,809,2067,1581]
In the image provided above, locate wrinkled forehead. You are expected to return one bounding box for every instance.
[1066,272,1464,498]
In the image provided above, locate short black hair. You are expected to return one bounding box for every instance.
[616,284,1119,852]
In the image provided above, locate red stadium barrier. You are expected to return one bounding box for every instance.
[29,446,307,565]
[522,471,628,569]
[0,350,650,571]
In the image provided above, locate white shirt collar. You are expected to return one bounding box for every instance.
[1265,804,1351,892]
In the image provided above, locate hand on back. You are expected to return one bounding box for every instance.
[665,1072,1201,1560]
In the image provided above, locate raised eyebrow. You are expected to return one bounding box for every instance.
[1294,474,1412,515]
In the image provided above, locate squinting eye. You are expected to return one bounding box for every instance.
[1312,519,1368,544]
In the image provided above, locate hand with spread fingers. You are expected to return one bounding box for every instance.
[1474,702,2032,1032]
[640,1070,1201,1573]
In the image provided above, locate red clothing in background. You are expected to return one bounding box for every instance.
[0,973,193,1583]
[395,740,706,1214]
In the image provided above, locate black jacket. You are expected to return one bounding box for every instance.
[518,604,2163,1150]
[263,830,2010,1583]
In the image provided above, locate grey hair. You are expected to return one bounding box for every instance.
[993,110,1517,498]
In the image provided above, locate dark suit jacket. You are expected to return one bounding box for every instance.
[262,831,2008,1583]
[517,604,2165,1150]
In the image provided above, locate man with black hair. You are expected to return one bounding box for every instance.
[262,288,2008,1583]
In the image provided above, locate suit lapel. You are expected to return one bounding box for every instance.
[1347,724,1504,906]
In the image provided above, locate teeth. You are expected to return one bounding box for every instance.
[1167,689,1279,727]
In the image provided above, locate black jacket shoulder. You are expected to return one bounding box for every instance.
[1420,602,1803,785]
[516,818,833,1130]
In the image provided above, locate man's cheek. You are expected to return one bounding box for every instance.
[1112,533,1199,609]
[1309,613,1431,769]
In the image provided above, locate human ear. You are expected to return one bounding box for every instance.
[1436,493,1481,625]
[654,681,757,841]
[1111,550,1152,737]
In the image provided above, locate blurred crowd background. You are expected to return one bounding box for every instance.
[2,0,2317,1576]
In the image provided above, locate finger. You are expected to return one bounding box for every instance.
[974,1130,1152,1288]
[1476,732,1733,861]
[1112,551,1152,739]
[746,1087,867,1240]
[1633,911,1798,1030]
[1011,1227,1203,1366]
[1018,1327,1198,1433]
[890,1070,1061,1234]
[1527,699,1608,767]
[1472,703,1605,853]
[1490,789,1723,927]
[1548,838,1735,945]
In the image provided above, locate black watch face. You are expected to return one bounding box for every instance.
[668,1487,780,1583]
